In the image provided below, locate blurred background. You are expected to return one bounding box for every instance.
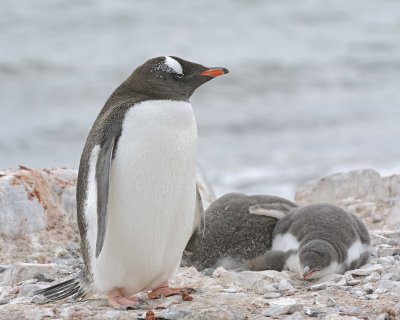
[1,0,399,199]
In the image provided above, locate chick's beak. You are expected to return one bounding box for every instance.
[200,67,229,78]
[303,266,315,280]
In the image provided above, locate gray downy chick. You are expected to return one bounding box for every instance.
[246,203,371,279]
[182,192,298,270]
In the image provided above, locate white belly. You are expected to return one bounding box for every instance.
[86,100,197,294]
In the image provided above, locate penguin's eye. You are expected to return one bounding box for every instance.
[176,73,184,79]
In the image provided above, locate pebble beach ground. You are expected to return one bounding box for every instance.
[0,167,399,319]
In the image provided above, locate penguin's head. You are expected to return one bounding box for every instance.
[299,240,338,280]
[125,56,229,100]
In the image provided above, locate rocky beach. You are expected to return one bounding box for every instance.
[0,167,399,319]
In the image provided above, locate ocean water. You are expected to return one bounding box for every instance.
[1,0,400,199]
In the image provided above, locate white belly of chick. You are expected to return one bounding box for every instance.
[88,100,197,295]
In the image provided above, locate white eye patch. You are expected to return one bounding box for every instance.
[164,56,183,75]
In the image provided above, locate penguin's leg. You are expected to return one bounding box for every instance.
[107,288,138,310]
[148,281,194,301]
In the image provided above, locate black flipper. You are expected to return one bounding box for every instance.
[95,136,115,258]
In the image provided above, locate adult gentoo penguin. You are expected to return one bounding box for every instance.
[246,203,371,279]
[36,56,228,309]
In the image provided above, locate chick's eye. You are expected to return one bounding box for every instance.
[176,73,184,79]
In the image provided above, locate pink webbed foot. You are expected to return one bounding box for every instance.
[148,282,194,301]
[107,288,138,310]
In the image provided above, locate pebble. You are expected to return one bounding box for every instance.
[263,292,281,299]
[326,298,337,307]
[382,273,400,281]
[202,268,215,276]
[366,294,379,300]
[252,280,276,295]
[350,288,365,297]
[221,288,237,293]
[278,279,294,292]
[372,212,383,223]
[346,280,361,286]
[31,294,46,304]
[308,283,327,291]
[157,309,191,320]
[262,304,303,317]
[379,247,400,257]
[365,272,381,282]
[304,307,339,317]
[348,264,384,276]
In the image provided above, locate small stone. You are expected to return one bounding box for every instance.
[376,313,389,320]
[157,309,191,319]
[253,280,276,295]
[202,268,215,276]
[361,283,374,294]
[278,279,294,292]
[350,288,365,297]
[304,307,339,317]
[378,256,396,265]
[366,294,379,300]
[221,288,237,293]
[379,247,400,257]
[372,212,383,223]
[394,302,400,316]
[348,264,384,276]
[262,304,303,317]
[308,282,327,291]
[31,294,46,304]
[347,280,361,286]
[382,273,400,281]
[366,272,381,282]
[0,265,10,273]
[326,298,336,307]
[263,292,281,299]
[286,311,304,320]
[0,298,10,305]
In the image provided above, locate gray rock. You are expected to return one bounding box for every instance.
[31,294,46,304]
[350,288,365,297]
[263,292,281,299]
[308,282,327,291]
[394,302,400,316]
[202,268,215,276]
[286,311,304,320]
[365,272,381,282]
[366,294,379,300]
[252,280,276,295]
[376,313,389,320]
[379,247,400,257]
[346,280,361,286]
[382,272,400,281]
[278,279,294,292]
[304,307,339,317]
[3,263,58,285]
[158,309,191,320]
[262,304,303,317]
[326,297,336,307]
[348,264,384,276]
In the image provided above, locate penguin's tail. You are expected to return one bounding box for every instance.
[248,203,294,220]
[33,271,90,303]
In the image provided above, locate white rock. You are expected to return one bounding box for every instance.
[347,264,384,276]
[278,279,294,292]
[262,304,303,317]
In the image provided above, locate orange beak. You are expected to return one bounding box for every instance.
[200,67,229,77]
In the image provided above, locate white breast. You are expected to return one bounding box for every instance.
[85,100,198,295]
[271,232,300,252]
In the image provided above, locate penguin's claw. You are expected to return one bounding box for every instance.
[107,288,138,310]
[148,286,194,301]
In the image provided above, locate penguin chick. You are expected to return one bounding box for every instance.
[182,192,298,270]
[246,203,371,279]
